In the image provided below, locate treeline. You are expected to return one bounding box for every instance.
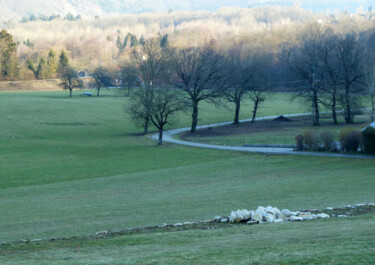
[20,13,82,23]
[118,29,375,143]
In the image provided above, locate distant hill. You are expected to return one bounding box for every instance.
[0,0,251,20]
[0,0,372,21]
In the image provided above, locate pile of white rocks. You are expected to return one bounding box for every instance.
[214,206,330,224]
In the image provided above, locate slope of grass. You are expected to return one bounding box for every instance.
[0,90,374,261]
[1,215,374,264]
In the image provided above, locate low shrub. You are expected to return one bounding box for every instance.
[339,130,363,153]
[362,127,375,154]
[320,131,336,152]
[304,131,319,151]
[295,135,304,151]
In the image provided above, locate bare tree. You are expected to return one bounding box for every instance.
[121,63,138,97]
[363,32,375,122]
[59,66,83,98]
[128,37,170,134]
[149,88,187,145]
[319,29,343,125]
[172,45,225,132]
[92,66,109,96]
[281,23,325,126]
[224,44,266,124]
[335,33,365,124]
[249,88,266,123]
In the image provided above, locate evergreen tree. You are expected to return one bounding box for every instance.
[130,35,139,48]
[139,35,145,46]
[0,30,19,81]
[116,35,123,51]
[58,50,69,76]
[47,49,57,78]
[160,34,169,48]
[36,57,47,79]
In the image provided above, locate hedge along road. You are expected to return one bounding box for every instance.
[151,112,375,159]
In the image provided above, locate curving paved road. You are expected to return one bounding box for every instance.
[151,113,375,159]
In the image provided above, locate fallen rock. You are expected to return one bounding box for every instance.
[174,223,183,226]
[95,230,108,236]
[326,207,333,210]
[253,213,263,223]
[337,215,348,218]
[220,218,229,223]
[214,216,222,222]
[290,216,303,222]
[247,220,258,225]
[265,213,275,223]
[281,209,292,217]
[317,213,330,219]
[274,219,284,223]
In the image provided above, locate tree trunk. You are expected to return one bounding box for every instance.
[69,89,72,98]
[234,101,240,124]
[371,94,375,122]
[158,128,163,145]
[97,88,100,97]
[332,88,338,125]
[251,100,259,123]
[143,117,149,135]
[313,91,320,126]
[191,101,199,132]
[345,86,353,124]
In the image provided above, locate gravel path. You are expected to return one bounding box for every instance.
[151,113,375,159]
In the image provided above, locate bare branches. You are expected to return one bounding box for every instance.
[172,45,226,132]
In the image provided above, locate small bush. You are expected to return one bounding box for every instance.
[339,130,363,153]
[304,131,319,151]
[295,135,304,151]
[362,127,375,154]
[320,131,335,152]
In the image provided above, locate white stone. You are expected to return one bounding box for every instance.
[174,223,183,226]
[290,211,298,216]
[229,210,244,223]
[317,213,330,219]
[337,215,348,218]
[265,213,275,223]
[95,230,108,236]
[367,203,375,206]
[310,214,318,220]
[281,209,292,217]
[220,218,229,223]
[256,206,267,217]
[253,213,263,223]
[301,215,314,221]
[290,216,303,222]
[249,210,255,220]
[326,207,333,210]
[266,206,276,215]
[214,216,222,222]
[241,209,251,220]
[274,218,284,223]
[279,213,289,222]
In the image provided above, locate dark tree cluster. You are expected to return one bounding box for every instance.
[0,30,19,81]
[282,23,375,125]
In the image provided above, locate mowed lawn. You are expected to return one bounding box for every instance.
[0,90,375,263]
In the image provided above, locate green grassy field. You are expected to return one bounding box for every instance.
[1,90,375,264]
